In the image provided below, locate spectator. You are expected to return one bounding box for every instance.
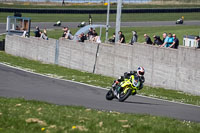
[78,33,87,42]
[92,30,98,42]
[108,33,115,43]
[170,34,179,49]
[144,34,152,45]
[162,32,168,43]
[153,35,163,45]
[130,31,138,45]
[34,26,40,37]
[118,31,126,43]
[16,25,20,30]
[93,30,98,37]
[160,33,173,47]
[40,29,48,40]
[87,27,94,40]
[195,36,200,48]
[62,27,67,37]
[62,27,73,40]
[167,33,174,47]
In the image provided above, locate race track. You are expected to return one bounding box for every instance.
[1,21,200,34]
[0,63,200,122]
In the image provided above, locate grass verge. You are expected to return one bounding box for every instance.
[0,51,200,106]
[0,97,200,133]
[0,34,6,41]
[0,12,200,23]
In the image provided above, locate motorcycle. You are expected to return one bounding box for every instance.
[176,18,184,24]
[106,75,141,102]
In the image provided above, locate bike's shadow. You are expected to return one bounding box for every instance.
[123,100,160,106]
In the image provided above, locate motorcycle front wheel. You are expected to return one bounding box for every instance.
[118,89,132,102]
[106,89,114,100]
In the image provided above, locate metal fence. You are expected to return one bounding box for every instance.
[0,0,199,4]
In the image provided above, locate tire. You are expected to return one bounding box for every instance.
[118,89,132,102]
[106,89,114,100]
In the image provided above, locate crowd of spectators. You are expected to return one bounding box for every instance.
[108,31,180,49]
[33,26,199,49]
[77,27,101,43]
[108,31,126,44]
[143,32,180,49]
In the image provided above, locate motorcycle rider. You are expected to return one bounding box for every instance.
[113,67,145,97]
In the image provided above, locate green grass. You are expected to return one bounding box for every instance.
[140,86,200,105]
[0,97,200,133]
[38,25,200,45]
[0,51,200,106]
[0,34,5,41]
[0,12,200,23]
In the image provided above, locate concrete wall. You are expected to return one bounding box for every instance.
[5,35,56,64]
[58,39,98,73]
[5,35,200,95]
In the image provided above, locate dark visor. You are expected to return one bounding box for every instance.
[139,71,144,75]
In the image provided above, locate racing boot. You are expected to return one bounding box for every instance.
[115,86,122,99]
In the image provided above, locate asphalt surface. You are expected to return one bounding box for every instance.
[0,63,200,122]
[1,21,200,34]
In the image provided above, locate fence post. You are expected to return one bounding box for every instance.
[93,43,100,74]
[54,40,59,65]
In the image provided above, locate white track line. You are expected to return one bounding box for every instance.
[0,62,200,108]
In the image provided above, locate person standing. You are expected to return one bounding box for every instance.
[34,26,40,37]
[170,34,179,49]
[195,36,200,48]
[118,31,126,43]
[160,33,173,47]
[153,35,163,46]
[130,31,138,45]
[144,34,152,45]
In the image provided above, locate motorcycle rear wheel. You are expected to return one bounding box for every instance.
[106,89,114,100]
[119,89,132,102]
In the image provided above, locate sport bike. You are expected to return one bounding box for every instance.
[106,75,141,102]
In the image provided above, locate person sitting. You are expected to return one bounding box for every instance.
[63,27,73,40]
[108,33,115,43]
[144,34,152,45]
[130,31,138,45]
[87,27,94,40]
[40,29,48,40]
[78,33,87,42]
[169,34,179,49]
[15,25,20,30]
[153,35,163,46]
[118,31,126,43]
[92,30,98,42]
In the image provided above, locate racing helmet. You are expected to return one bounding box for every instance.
[137,67,145,76]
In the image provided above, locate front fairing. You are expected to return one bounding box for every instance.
[120,75,140,94]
